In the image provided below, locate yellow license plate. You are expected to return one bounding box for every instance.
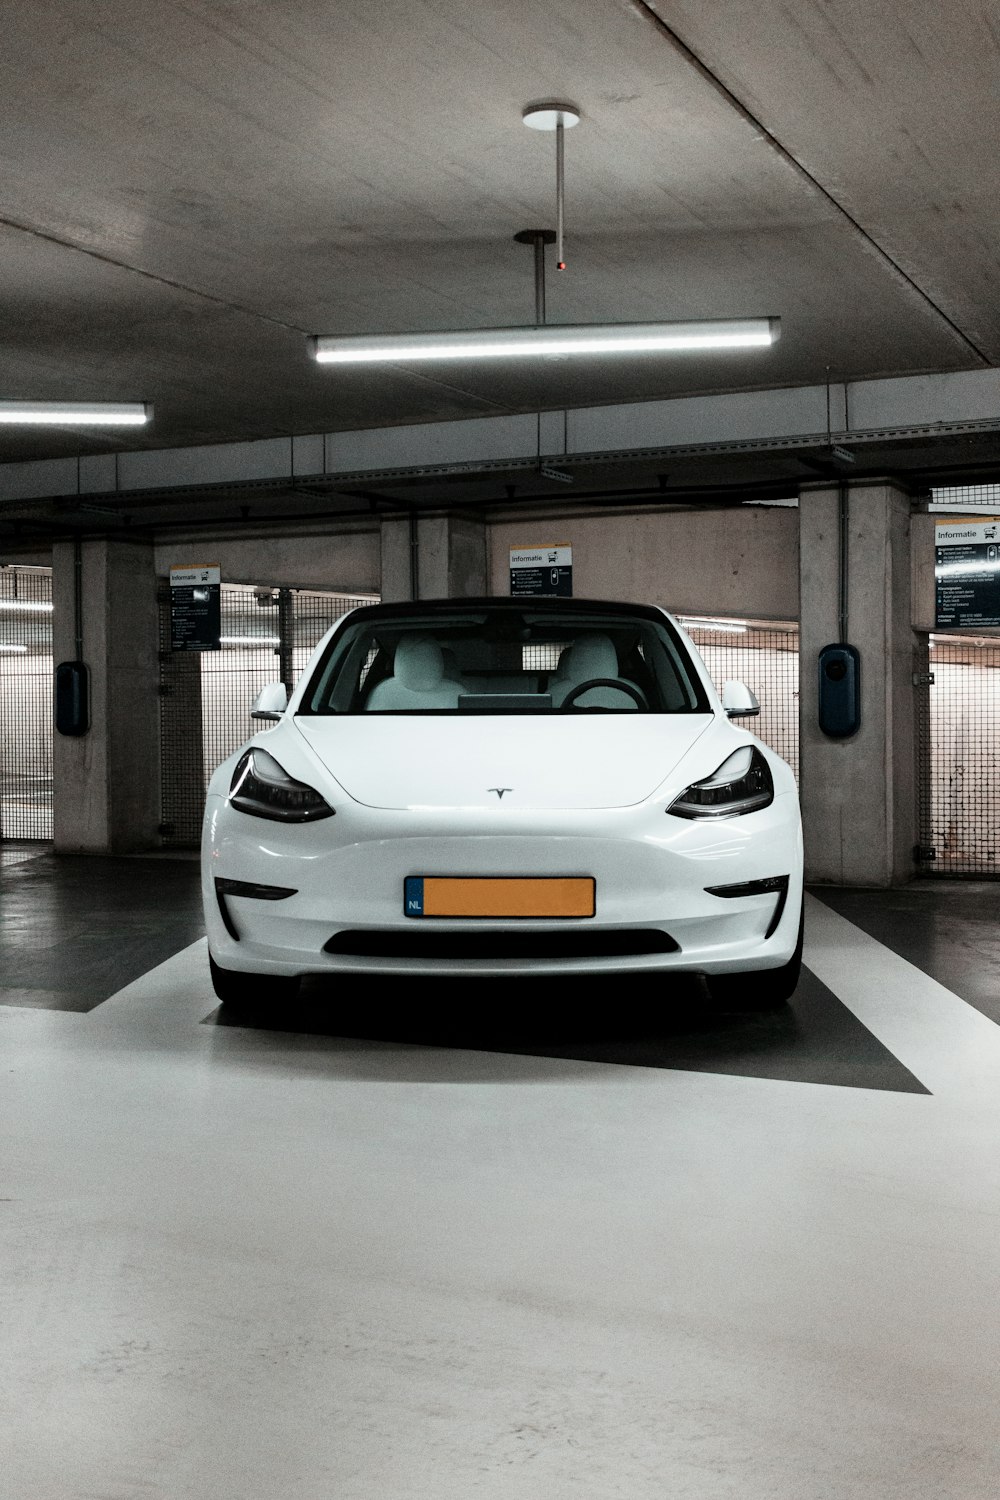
[404,877,595,919]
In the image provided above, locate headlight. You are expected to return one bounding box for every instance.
[228,748,335,823]
[667,746,773,819]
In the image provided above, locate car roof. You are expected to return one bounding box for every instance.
[338,597,672,625]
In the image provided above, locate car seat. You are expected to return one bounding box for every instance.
[365,635,466,711]
[550,635,645,709]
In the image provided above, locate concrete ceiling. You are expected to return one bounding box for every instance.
[0,0,996,466]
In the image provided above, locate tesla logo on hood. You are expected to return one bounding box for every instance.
[488,788,512,799]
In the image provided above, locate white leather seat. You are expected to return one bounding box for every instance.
[366,636,465,711]
[550,635,643,709]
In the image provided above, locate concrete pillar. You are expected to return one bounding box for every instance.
[379,513,487,601]
[378,516,412,602]
[51,538,160,853]
[799,481,919,886]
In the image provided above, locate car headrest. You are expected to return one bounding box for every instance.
[560,634,618,681]
[393,635,445,689]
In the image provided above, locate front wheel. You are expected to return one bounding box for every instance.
[705,900,804,1010]
[209,953,301,1012]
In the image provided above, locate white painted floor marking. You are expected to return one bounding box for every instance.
[90,937,212,1030]
[805,892,1000,1099]
[22,893,1000,1107]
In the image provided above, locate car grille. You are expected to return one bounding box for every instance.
[323,929,679,960]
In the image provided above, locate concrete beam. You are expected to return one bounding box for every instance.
[6,367,1000,503]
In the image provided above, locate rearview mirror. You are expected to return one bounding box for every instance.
[251,682,288,721]
[721,679,760,718]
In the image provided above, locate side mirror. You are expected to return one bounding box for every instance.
[250,682,288,722]
[721,679,760,718]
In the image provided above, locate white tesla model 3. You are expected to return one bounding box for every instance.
[202,598,803,1009]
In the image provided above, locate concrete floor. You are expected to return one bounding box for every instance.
[2,852,999,1498]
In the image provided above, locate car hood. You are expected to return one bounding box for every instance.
[292,714,714,811]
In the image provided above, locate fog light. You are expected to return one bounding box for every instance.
[214,877,297,941]
[704,874,789,939]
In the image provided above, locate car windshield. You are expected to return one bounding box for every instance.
[300,605,709,715]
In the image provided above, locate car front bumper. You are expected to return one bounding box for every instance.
[202,790,803,979]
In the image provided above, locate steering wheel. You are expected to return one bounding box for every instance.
[561,677,647,710]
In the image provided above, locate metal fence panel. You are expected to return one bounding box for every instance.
[679,616,800,781]
[159,583,375,846]
[930,483,1000,510]
[918,634,1000,875]
[0,566,53,841]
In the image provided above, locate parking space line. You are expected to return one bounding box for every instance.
[805,893,1000,1100]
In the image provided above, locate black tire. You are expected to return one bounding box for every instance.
[209,953,301,1012]
[705,900,804,1010]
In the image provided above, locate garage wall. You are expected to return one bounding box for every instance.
[487,505,799,619]
[9,500,956,625]
[153,523,380,593]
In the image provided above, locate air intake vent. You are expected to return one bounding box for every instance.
[323,930,679,960]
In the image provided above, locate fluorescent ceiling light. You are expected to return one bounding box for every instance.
[310,319,779,365]
[0,599,54,613]
[0,643,29,653]
[0,401,152,425]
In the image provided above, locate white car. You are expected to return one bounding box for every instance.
[201,598,803,1009]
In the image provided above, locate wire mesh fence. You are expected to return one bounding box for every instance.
[679,615,800,780]
[159,583,376,846]
[917,633,1000,875]
[0,566,53,841]
[930,483,1000,510]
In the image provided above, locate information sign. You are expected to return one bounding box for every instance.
[934,520,1000,629]
[169,564,221,651]
[509,544,573,598]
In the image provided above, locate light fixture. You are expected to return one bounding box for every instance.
[310,98,780,371]
[0,643,29,653]
[0,401,152,426]
[0,599,54,613]
[310,319,779,365]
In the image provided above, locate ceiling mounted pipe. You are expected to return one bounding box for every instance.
[522,101,580,269]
